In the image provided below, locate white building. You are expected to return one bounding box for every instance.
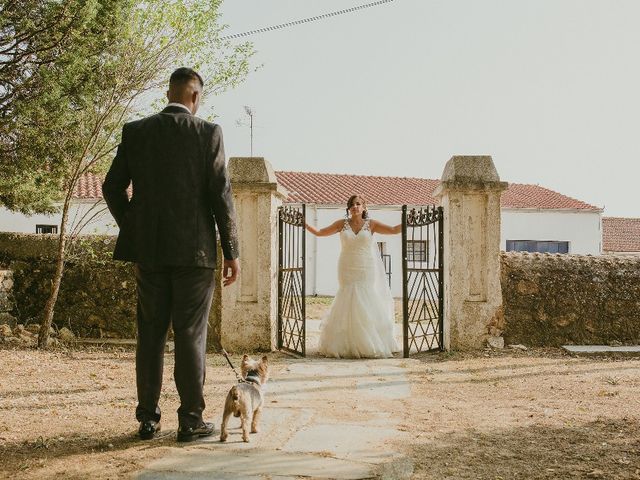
[0,174,118,236]
[0,171,603,296]
[275,171,602,297]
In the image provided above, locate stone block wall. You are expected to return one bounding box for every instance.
[500,252,640,346]
[0,269,16,327]
[0,233,137,338]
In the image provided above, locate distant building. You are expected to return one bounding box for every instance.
[275,171,602,296]
[0,171,603,296]
[602,217,640,255]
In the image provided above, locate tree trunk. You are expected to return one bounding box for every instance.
[38,196,71,349]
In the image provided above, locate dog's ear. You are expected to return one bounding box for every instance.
[261,355,268,363]
[242,354,249,360]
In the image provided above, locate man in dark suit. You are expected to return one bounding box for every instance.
[102,67,240,442]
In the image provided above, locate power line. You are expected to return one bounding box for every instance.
[221,0,396,40]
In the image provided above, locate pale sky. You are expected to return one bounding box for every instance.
[205,0,639,217]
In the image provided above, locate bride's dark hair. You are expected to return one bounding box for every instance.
[346,195,368,219]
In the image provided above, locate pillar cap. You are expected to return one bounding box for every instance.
[228,157,288,198]
[229,157,277,183]
[434,155,508,198]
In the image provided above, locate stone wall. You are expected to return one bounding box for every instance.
[0,269,16,327]
[500,252,640,346]
[0,233,137,338]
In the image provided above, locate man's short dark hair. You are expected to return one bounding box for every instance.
[169,67,204,88]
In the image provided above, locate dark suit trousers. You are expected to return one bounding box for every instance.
[134,264,215,428]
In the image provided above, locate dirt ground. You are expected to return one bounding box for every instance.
[1,344,639,480]
[403,349,640,479]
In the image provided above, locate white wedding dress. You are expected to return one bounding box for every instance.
[318,218,399,359]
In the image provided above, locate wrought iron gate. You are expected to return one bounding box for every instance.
[277,204,306,356]
[401,205,444,357]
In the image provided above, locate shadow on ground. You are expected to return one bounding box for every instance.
[409,419,640,479]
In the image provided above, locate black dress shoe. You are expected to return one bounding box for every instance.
[138,420,161,440]
[177,422,215,442]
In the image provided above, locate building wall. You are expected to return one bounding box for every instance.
[501,209,601,255]
[0,201,117,235]
[309,206,603,297]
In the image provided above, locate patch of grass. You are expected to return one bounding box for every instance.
[305,296,334,306]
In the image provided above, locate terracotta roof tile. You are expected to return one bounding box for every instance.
[274,171,601,211]
[73,171,601,212]
[274,171,439,205]
[74,172,104,199]
[500,183,599,210]
[602,217,640,252]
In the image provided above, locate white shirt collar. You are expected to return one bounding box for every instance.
[166,102,192,114]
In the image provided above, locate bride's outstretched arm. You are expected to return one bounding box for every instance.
[305,219,343,237]
[370,219,401,235]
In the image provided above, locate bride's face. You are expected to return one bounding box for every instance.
[348,199,365,218]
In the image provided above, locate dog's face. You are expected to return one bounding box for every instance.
[240,354,269,385]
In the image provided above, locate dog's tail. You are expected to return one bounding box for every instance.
[230,385,241,417]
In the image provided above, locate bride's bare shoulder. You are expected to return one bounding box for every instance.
[330,219,345,232]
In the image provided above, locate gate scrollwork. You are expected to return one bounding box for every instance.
[279,206,305,227]
[406,206,443,227]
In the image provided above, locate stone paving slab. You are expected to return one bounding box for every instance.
[140,449,375,480]
[139,358,415,480]
[282,423,402,461]
[562,345,640,355]
[355,365,411,400]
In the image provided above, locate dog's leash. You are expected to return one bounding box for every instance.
[221,349,247,384]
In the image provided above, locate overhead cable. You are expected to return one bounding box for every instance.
[221,0,396,40]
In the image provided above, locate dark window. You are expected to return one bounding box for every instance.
[36,224,58,234]
[407,240,427,262]
[506,240,569,254]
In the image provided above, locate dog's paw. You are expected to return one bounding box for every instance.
[251,427,259,433]
[242,435,250,443]
[220,433,228,442]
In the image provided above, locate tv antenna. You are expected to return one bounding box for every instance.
[236,106,255,157]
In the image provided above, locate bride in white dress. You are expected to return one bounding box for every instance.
[305,195,401,358]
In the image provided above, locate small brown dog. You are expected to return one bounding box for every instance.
[220,354,269,442]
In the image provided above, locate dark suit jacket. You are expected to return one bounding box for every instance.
[102,105,239,268]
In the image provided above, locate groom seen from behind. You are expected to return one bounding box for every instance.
[103,67,240,442]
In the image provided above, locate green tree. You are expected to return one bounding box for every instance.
[0,0,254,347]
[1,0,105,211]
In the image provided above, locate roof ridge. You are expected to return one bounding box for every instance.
[275,170,438,182]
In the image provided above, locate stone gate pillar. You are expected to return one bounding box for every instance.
[433,156,508,350]
[219,157,287,352]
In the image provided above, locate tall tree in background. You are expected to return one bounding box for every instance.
[0,0,103,211]
[0,0,254,347]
